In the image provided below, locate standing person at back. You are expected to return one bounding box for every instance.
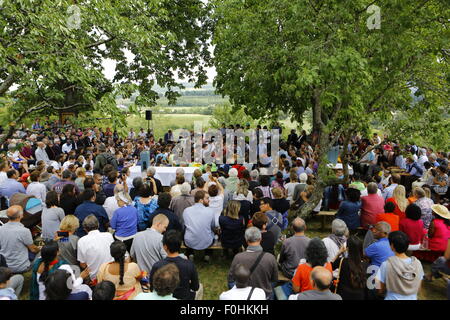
[279,218,311,279]
[183,190,216,262]
[94,144,118,174]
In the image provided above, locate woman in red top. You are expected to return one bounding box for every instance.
[428,205,450,252]
[292,238,333,293]
[376,201,400,232]
[386,185,408,221]
[399,203,425,251]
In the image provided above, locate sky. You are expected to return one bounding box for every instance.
[101,49,217,84]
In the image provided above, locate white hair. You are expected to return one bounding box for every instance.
[228,168,238,178]
[147,167,156,175]
[245,227,262,243]
[176,168,185,176]
[299,173,308,182]
[331,219,347,236]
[250,169,259,179]
[180,182,191,195]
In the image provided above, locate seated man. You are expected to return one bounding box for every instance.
[288,266,342,300]
[219,264,266,300]
[279,218,311,278]
[183,190,216,262]
[376,231,424,300]
[130,214,169,274]
[0,205,41,274]
[77,215,114,282]
[74,188,110,237]
[364,222,394,268]
[150,230,201,300]
[149,192,182,232]
[228,227,278,299]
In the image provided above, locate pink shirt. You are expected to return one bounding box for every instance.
[429,219,450,252]
[399,218,424,245]
[360,194,385,228]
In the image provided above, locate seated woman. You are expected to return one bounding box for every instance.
[284,170,300,203]
[335,188,361,232]
[207,178,225,227]
[415,205,450,262]
[30,241,90,300]
[270,171,286,193]
[399,204,425,251]
[170,175,185,199]
[134,184,159,232]
[413,187,434,230]
[291,238,333,294]
[219,201,245,258]
[386,185,409,221]
[431,165,449,201]
[103,184,125,220]
[111,192,138,253]
[57,215,81,266]
[97,241,143,300]
[44,269,90,300]
[255,175,273,199]
[331,236,368,300]
[251,212,276,255]
[42,191,66,243]
[376,201,400,232]
[271,187,290,215]
[233,179,253,203]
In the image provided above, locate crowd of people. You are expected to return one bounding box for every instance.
[0,118,449,300]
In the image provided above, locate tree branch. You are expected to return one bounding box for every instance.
[0,73,17,96]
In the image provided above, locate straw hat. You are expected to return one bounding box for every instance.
[431,204,450,220]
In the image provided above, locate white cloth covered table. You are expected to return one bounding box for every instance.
[129,166,198,187]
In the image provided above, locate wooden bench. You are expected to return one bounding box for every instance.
[317,210,337,231]
[181,243,223,250]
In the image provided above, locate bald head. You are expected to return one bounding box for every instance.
[311,266,333,291]
[7,205,23,221]
[292,217,306,233]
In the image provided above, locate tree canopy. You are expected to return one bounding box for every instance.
[211,0,450,216]
[0,0,212,135]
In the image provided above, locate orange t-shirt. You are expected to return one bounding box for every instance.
[376,213,400,231]
[292,262,333,292]
[386,197,406,220]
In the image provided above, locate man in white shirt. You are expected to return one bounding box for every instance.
[61,140,72,154]
[77,215,114,280]
[34,142,51,165]
[219,264,266,300]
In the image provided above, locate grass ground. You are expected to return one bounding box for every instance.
[18,215,448,300]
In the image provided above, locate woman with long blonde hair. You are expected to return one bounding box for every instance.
[233,179,253,203]
[219,200,245,258]
[386,185,409,220]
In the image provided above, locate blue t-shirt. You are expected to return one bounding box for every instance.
[110,205,138,237]
[365,238,394,267]
[376,257,424,300]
